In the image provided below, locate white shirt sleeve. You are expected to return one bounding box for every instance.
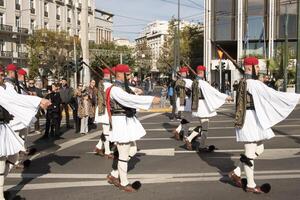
[247,79,300,129]
[0,86,41,126]
[110,86,154,110]
[183,78,193,90]
[198,79,228,112]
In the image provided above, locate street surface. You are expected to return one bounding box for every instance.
[5,104,300,200]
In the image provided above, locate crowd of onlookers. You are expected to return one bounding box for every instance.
[25,78,102,138]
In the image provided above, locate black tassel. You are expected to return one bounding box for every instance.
[28,148,37,156]
[132,181,142,190]
[261,183,271,193]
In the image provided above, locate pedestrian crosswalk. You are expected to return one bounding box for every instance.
[7,110,300,193]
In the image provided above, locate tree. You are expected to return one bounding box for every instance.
[26,29,80,79]
[157,18,204,75]
[135,38,152,79]
[268,45,296,84]
[89,41,135,79]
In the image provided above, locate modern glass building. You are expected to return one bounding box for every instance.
[204,0,298,85]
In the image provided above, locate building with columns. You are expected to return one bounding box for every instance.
[204,0,298,86]
[0,0,113,67]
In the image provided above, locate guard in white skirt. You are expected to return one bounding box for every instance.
[172,66,193,140]
[184,65,231,152]
[0,69,51,200]
[228,57,300,194]
[94,68,114,159]
[4,65,36,168]
[105,64,160,192]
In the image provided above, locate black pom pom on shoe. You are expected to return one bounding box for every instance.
[28,148,37,156]
[260,183,271,193]
[132,181,142,190]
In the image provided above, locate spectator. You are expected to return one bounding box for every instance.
[28,78,43,134]
[224,80,231,96]
[44,83,62,138]
[78,92,93,135]
[233,80,239,103]
[59,78,73,129]
[144,77,153,95]
[160,83,168,108]
[70,83,83,133]
[168,80,176,121]
[87,79,97,129]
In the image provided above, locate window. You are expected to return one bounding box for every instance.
[44,2,48,17]
[246,0,266,40]
[15,0,20,10]
[0,40,4,52]
[16,16,20,28]
[0,0,4,7]
[213,0,236,41]
[56,6,61,20]
[30,0,34,9]
[277,0,297,39]
[44,22,48,29]
[0,13,3,25]
[30,19,35,30]
[30,0,35,14]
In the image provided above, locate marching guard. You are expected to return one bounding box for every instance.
[184,65,232,151]
[94,68,114,159]
[105,64,160,192]
[228,57,300,193]
[172,66,193,140]
[0,67,51,200]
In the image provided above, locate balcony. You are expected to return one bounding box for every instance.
[17,27,29,34]
[0,24,13,32]
[67,17,71,23]
[67,0,73,6]
[30,8,35,14]
[15,3,20,10]
[18,52,28,58]
[44,11,48,17]
[88,7,92,14]
[0,0,4,7]
[56,0,64,5]
[56,15,61,20]
[0,51,13,58]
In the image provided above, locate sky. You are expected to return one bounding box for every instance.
[95,0,204,42]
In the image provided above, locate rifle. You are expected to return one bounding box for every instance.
[182,60,197,77]
[81,62,103,79]
[211,41,244,73]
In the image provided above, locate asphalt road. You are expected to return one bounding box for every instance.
[4,104,300,200]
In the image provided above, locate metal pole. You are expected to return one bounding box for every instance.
[219,60,222,92]
[296,1,300,93]
[283,4,289,92]
[120,53,123,64]
[72,2,77,87]
[81,0,90,85]
[177,0,180,70]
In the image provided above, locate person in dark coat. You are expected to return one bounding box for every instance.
[44,83,62,138]
[59,78,73,128]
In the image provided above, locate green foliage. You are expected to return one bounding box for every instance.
[268,44,296,83]
[90,41,136,78]
[26,29,80,78]
[157,18,204,74]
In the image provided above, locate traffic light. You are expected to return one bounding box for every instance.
[76,57,84,72]
[221,62,226,70]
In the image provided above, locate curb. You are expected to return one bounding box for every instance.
[139,108,171,113]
